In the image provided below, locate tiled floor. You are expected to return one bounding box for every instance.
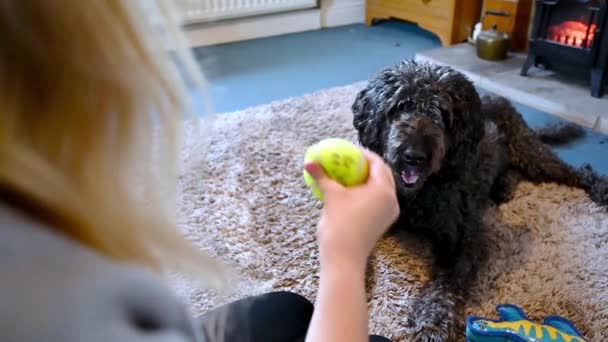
[416,44,608,134]
[192,21,607,175]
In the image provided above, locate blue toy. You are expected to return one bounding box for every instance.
[466,304,588,342]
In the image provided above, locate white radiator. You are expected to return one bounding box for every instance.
[178,0,317,23]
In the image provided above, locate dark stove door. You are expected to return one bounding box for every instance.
[522,0,607,97]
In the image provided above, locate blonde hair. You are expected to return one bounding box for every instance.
[0,1,222,287]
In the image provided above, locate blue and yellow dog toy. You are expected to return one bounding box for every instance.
[466,304,588,342]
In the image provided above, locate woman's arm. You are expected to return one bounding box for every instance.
[304,150,400,342]
[306,256,368,342]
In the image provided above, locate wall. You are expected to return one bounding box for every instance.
[320,0,365,28]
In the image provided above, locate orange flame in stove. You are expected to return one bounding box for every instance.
[548,20,597,48]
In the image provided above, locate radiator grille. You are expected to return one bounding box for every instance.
[178,0,317,23]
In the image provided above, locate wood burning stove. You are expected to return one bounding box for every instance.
[521,0,607,98]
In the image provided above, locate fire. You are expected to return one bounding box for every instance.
[548,20,597,48]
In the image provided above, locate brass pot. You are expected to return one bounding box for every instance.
[476,25,510,61]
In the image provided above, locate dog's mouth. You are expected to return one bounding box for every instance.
[401,170,420,187]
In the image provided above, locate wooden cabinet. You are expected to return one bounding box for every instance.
[481,0,533,51]
[366,0,483,46]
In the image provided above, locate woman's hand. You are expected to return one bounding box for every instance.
[304,149,400,269]
[304,149,400,342]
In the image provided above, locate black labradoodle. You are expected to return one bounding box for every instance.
[352,60,607,342]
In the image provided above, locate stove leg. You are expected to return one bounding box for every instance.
[521,53,535,76]
[591,68,606,98]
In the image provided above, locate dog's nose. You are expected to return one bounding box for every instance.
[404,150,427,166]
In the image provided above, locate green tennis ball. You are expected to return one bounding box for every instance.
[303,138,369,200]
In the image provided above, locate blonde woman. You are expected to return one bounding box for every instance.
[0,1,399,342]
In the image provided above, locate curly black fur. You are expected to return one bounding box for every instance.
[536,122,586,146]
[352,60,608,342]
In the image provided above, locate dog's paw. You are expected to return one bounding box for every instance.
[405,292,462,342]
[406,320,451,342]
[578,164,608,208]
[591,178,608,208]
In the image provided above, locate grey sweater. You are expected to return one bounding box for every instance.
[0,205,203,342]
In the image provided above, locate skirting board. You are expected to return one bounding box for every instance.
[185,2,365,47]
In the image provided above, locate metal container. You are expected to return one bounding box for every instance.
[476,24,511,61]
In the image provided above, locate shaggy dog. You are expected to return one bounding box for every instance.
[352,60,608,341]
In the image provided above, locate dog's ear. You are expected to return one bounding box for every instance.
[440,109,453,131]
[442,76,485,152]
[352,86,387,156]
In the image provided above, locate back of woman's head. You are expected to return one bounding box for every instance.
[0,1,222,286]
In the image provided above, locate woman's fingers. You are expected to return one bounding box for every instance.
[362,149,395,189]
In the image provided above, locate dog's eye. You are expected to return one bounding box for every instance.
[402,123,414,131]
[398,99,415,110]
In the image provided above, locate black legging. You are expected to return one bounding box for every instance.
[198,291,392,342]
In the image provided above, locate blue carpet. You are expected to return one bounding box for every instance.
[191,21,607,175]
[193,21,440,113]
[509,99,608,175]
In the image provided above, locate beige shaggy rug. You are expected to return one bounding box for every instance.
[174,83,608,341]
